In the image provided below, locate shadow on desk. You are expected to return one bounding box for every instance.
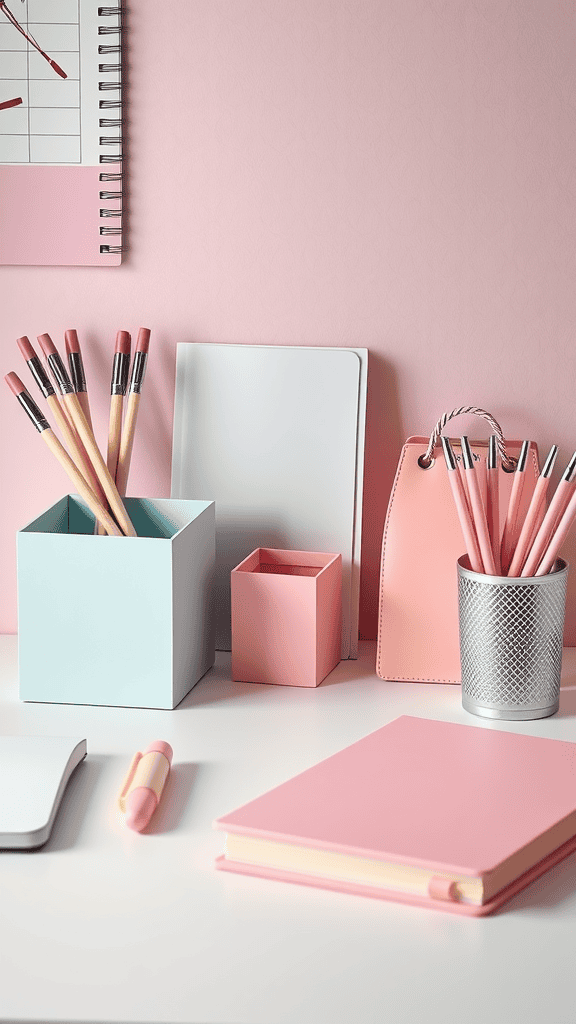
[178,646,376,709]
[43,754,105,852]
[558,687,576,717]
[142,761,199,834]
[505,844,576,914]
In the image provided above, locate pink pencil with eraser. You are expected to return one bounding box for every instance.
[17,335,109,511]
[65,329,93,432]
[106,330,131,481]
[116,328,150,497]
[37,332,136,537]
[4,373,122,537]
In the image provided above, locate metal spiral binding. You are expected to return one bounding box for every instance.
[98,3,124,255]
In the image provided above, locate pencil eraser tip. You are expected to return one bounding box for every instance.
[64,330,80,354]
[5,372,25,396]
[37,333,57,357]
[115,330,131,354]
[136,328,151,353]
[125,788,157,832]
[16,336,36,361]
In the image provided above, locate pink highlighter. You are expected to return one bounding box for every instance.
[118,741,173,831]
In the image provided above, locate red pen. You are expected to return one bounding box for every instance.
[0,1,67,78]
[0,96,22,111]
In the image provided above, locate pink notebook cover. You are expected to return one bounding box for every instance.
[214,716,576,915]
[0,1,122,266]
[0,166,121,267]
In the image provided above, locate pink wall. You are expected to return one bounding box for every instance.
[1,1,576,639]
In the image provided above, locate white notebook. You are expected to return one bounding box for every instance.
[0,736,86,849]
[171,344,367,658]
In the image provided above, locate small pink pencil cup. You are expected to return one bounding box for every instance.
[231,548,342,687]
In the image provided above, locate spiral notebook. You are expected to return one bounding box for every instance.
[0,0,123,266]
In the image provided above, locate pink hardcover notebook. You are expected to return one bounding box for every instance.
[215,716,576,915]
[0,2,122,266]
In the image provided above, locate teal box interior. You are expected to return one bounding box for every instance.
[17,496,215,709]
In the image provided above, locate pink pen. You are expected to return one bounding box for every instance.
[507,445,558,577]
[118,741,173,831]
[441,437,483,574]
[461,436,496,575]
[486,435,501,574]
[521,451,576,578]
[535,483,576,576]
[500,440,530,574]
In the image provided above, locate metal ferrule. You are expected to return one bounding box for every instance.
[562,450,576,483]
[461,436,474,470]
[110,351,130,395]
[542,445,559,479]
[441,435,456,471]
[47,352,74,395]
[17,390,50,432]
[68,351,87,393]
[517,440,529,473]
[488,435,498,470]
[128,350,147,394]
[27,356,55,398]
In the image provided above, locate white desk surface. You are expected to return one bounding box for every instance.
[1,635,576,1024]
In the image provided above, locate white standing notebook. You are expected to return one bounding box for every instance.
[0,736,86,848]
[171,344,367,658]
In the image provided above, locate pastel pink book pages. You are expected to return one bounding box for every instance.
[215,716,576,915]
[0,1,122,266]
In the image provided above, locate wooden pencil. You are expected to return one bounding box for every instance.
[116,328,151,497]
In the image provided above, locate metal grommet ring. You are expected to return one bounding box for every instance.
[502,457,517,474]
[418,455,435,469]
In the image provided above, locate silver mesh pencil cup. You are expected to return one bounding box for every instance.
[457,556,568,720]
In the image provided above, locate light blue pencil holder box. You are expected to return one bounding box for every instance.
[17,495,215,709]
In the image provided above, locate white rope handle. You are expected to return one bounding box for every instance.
[420,406,516,471]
